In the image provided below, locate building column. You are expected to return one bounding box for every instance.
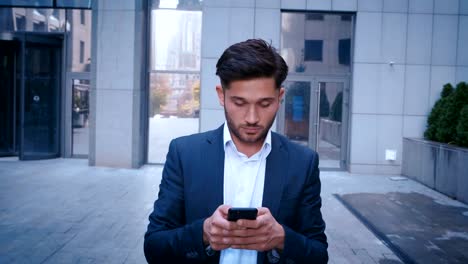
[89,0,147,168]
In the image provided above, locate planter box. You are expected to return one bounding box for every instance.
[402,138,468,204]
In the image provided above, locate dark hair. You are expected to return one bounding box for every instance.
[215,39,288,89]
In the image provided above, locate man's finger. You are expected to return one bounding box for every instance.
[227,227,264,237]
[237,218,261,229]
[257,207,270,215]
[212,218,242,231]
[217,204,232,216]
[224,235,268,246]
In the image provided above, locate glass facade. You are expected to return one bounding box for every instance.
[67,9,91,72]
[280,12,353,170]
[0,0,53,7]
[0,8,66,32]
[0,0,92,8]
[281,12,352,75]
[148,4,202,163]
[72,79,89,156]
[0,6,92,159]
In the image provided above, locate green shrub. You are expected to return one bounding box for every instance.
[330,92,343,122]
[424,83,454,141]
[456,105,468,147]
[435,82,468,143]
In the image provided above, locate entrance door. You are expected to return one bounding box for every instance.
[0,34,62,160]
[20,35,62,160]
[0,40,19,156]
[277,76,350,170]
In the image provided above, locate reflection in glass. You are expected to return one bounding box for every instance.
[281,12,353,75]
[148,73,200,163]
[72,79,89,156]
[56,0,92,8]
[148,7,202,164]
[0,8,66,32]
[318,82,343,169]
[67,9,91,72]
[0,0,53,7]
[283,81,310,147]
[151,0,203,10]
[151,9,201,71]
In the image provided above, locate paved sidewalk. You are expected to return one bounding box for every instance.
[1,158,466,263]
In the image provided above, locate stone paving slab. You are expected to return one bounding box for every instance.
[1,158,465,263]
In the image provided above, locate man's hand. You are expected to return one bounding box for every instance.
[203,206,285,252]
[203,205,242,251]
[230,207,285,251]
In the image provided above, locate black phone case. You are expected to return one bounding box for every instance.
[227,207,258,221]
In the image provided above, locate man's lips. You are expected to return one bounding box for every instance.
[242,126,262,133]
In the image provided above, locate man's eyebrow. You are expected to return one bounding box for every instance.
[229,96,276,102]
[229,96,247,101]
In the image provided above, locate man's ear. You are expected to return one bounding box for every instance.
[216,85,225,107]
[279,87,285,102]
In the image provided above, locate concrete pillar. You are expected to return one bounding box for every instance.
[89,0,147,168]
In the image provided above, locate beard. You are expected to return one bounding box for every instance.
[224,107,276,146]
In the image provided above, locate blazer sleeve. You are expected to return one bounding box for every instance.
[144,139,207,263]
[281,152,328,264]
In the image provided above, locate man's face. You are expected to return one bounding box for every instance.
[216,78,284,148]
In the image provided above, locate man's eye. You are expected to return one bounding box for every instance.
[260,102,271,108]
[234,101,245,106]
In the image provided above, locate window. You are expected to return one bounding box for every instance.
[33,21,46,31]
[80,9,84,24]
[79,41,84,63]
[67,9,92,72]
[148,3,202,164]
[304,40,323,62]
[338,39,351,65]
[15,15,25,30]
[281,12,354,74]
[341,14,352,21]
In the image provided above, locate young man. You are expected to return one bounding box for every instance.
[144,39,328,264]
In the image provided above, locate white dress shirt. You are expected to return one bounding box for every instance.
[220,123,272,264]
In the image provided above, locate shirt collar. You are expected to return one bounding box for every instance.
[223,122,272,155]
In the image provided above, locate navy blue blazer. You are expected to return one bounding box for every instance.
[144,125,328,264]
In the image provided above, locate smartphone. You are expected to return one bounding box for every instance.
[227,207,258,221]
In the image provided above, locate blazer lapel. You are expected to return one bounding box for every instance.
[258,133,288,264]
[203,125,225,216]
[262,132,288,217]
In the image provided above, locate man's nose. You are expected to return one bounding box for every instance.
[245,105,259,124]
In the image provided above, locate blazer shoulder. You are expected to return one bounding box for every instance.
[171,125,223,148]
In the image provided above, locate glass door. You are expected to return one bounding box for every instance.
[20,34,62,160]
[314,78,349,170]
[277,76,349,170]
[0,40,18,156]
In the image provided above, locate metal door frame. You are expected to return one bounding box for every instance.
[314,76,350,170]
